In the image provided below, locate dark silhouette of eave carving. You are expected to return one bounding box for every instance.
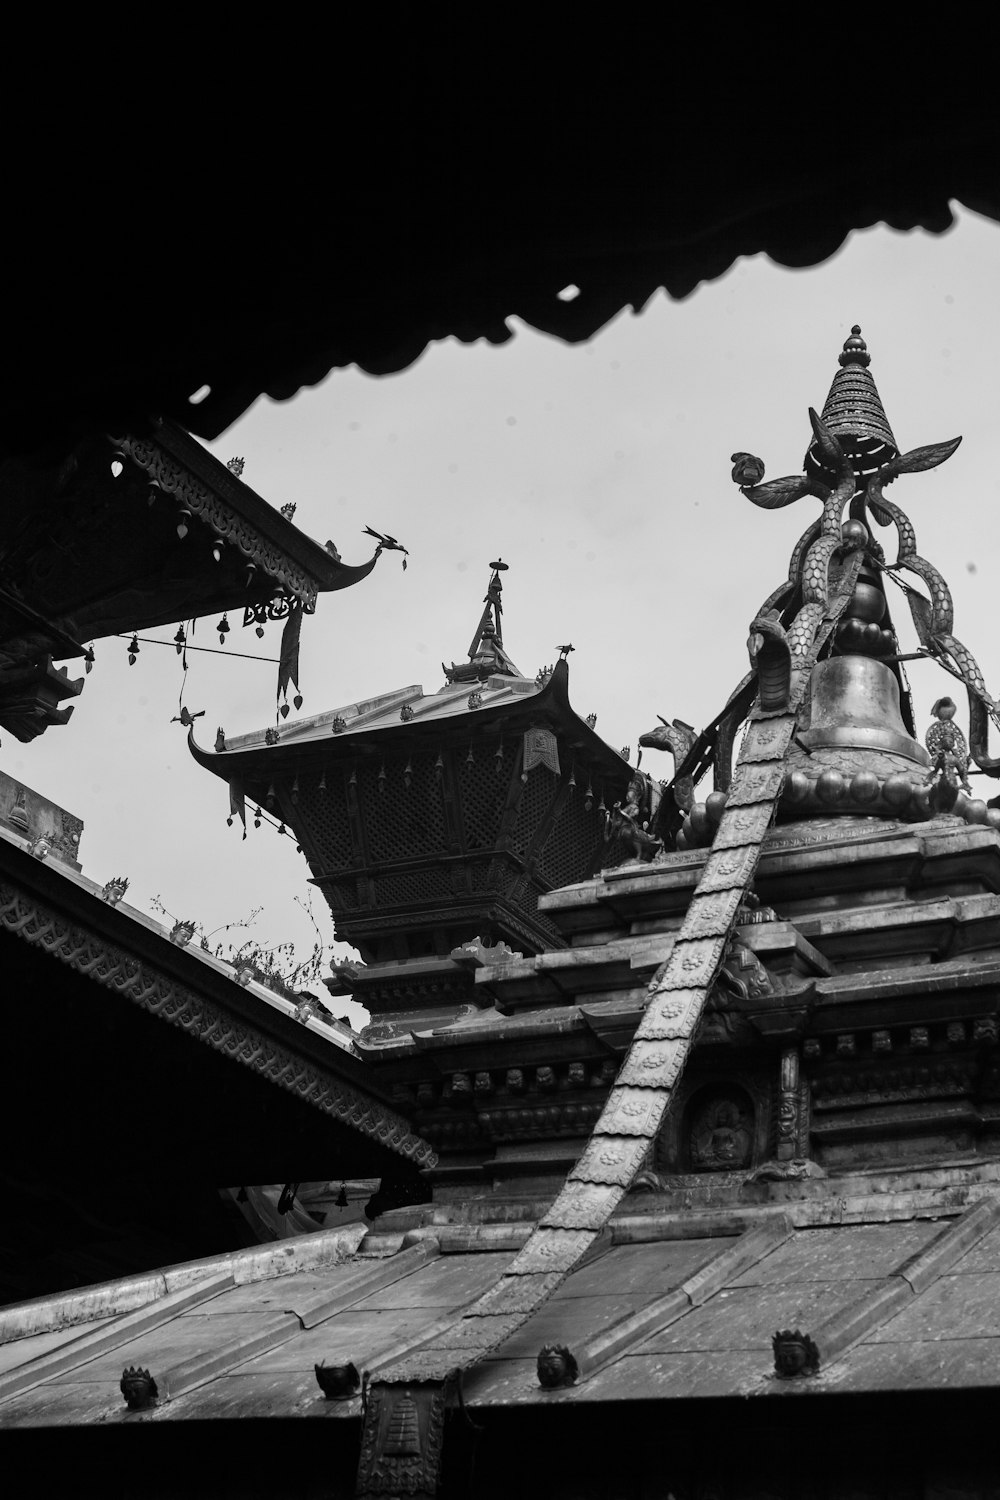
[5,100,999,453]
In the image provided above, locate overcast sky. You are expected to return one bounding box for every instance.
[8,207,1000,1022]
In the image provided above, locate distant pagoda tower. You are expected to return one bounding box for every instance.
[191,563,630,1039]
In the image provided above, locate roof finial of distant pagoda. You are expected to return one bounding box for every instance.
[804,324,899,482]
[443,559,521,684]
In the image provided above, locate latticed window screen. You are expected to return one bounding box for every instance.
[296,779,353,869]
[357,756,448,864]
[536,790,602,888]
[508,769,557,858]
[458,753,506,849]
[373,868,454,907]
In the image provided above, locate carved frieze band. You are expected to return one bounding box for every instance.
[112,434,319,609]
[0,883,434,1166]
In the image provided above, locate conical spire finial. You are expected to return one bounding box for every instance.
[442,560,521,684]
[805,324,898,481]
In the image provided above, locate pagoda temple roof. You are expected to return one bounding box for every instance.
[4,1184,1000,1441]
[192,658,625,771]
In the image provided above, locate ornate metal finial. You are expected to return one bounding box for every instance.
[280,501,297,521]
[169,919,197,947]
[264,726,280,745]
[120,1366,158,1410]
[772,1329,820,1379]
[838,324,871,368]
[101,876,129,906]
[537,1344,578,1389]
[226,457,245,477]
[314,1360,360,1400]
[443,560,521,684]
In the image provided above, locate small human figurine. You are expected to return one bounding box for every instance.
[924,697,972,813]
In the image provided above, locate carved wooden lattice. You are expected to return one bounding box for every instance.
[297,779,353,870]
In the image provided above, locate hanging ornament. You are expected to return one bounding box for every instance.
[435,751,444,783]
[585,779,594,812]
[256,624,265,639]
[227,816,233,826]
[211,542,223,563]
[291,775,300,804]
[495,740,504,775]
[293,694,303,711]
[84,646,95,674]
[278,823,286,836]
[174,625,186,655]
[466,744,475,767]
[253,807,262,829]
[127,634,139,666]
[266,783,276,808]
[280,702,290,719]
[216,614,230,645]
[318,771,327,794]
[568,765,577,790]
[336,1184,348,1209]
[176,510,191,540]
[245,562,257,586]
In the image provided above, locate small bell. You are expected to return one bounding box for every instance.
[127,634,139,666]
[378,765,387,795]
[176,510,190,540]
[256,624,265,639]
[211,542,222,563]
[404,759,413,790]
[318,772,327,794]
[278,823,286,836]
[291,776,299,803]
[216,614,230,645]
[84,646,95,674]
[336,1184,348,1209]
[174,625,186,655]
[253,807,262,829]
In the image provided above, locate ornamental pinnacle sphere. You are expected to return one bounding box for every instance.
[804,326,898,482]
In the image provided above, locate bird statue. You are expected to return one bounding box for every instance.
[171,706,206,727]
[557,644,575,659]
[364,526,409,569]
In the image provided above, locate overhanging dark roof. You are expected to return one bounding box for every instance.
[7,91,999,453]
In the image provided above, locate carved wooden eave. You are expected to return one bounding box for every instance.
[0,419,380,742]
[0,821,434,1171]
[116,419,380,613]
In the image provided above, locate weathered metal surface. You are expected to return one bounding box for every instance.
[552,1239,723,1299]
[504,1227,603,1276]
[569,1135,651,1186]
[347,1252,516,1312]
[829,1336,1000,1392]
[635,1280,880,1354]
[540,1180,624,1230]
[949,1223,1000,1274]
[868,1271,1000,1343]
[730,1222,940,1286]
[615,1038,686,1090]
[679,887,746,939]
[634,989,703,1040]
[232,1311,448,1373]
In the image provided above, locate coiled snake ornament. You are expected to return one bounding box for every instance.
[735,421,1000,771]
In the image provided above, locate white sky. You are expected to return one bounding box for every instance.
[8,207,1000,1024]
